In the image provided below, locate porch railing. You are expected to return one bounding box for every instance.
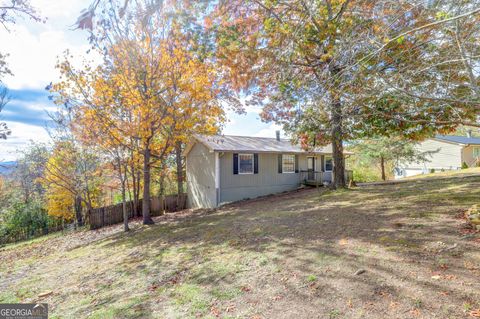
[300,170,324,186]
[300,169,354,186]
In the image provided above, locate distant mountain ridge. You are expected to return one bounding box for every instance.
[0,161,17,175]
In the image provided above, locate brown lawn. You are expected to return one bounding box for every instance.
[1,172,480,319]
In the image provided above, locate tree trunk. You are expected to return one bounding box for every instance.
[74,195,84,227]
[135,168,141,217]
[130,162,139,217]
[142,147,154,224]
[175,141,184,194]
[119,162,129,232]
[331,98,346,189]
[380,156,386,181]
[121,180,129,232]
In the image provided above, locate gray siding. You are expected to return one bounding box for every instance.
[218,152,308,204]
[397,139,463,178]
[186,143,217,208]
[417,139,463,169]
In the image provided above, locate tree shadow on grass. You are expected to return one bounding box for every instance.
[93,175,480,318]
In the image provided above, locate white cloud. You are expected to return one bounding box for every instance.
[0,0,93,90]
[32,0,89,19]
[0,0,91,161]
[1,25,93,90]
[0,121,51,161]
[253,123,284,138]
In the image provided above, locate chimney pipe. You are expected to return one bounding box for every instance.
[467,129,472,138]
[275,130,280,141]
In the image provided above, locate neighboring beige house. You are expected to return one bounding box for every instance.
[184,133,351,208]
[395,134,480,179]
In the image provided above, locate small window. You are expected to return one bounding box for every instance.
[474,147,480,158]
[239,154,254,174]
[282,154,295,173]
[325,157,333,171]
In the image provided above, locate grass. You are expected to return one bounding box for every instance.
[403,166,480,180]
[1,171,480,318]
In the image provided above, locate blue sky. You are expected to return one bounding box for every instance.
[0,0,281,161]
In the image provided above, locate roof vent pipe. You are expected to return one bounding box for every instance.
[275,130,280,141]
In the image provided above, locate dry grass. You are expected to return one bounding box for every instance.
[403,167,480,180]
[1,172,480,318]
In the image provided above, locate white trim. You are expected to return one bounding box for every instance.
[215,152,220,188]
[238,153,254,174]
[282,154,295,174]
[431,137,466,146]
[473,146,480,158]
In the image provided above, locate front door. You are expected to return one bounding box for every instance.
[307,157,315,180]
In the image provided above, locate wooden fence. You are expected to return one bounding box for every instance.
[0,222,66,246]
[89,194,187,230]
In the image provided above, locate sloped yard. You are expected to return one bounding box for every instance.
[1,173,480,318]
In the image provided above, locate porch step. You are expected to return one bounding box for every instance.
[302,180,325,187]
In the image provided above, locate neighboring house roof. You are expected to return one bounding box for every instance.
[434,135,480,146]
[184,134,353,156]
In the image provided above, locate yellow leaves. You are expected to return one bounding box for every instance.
[41,144,77,221]
[51,21,225,185]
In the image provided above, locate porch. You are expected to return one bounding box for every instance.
[300,170,353,187]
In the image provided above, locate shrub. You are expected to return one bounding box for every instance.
[352,167,381,182]
[0,200,61,245]
[462,162,469,169]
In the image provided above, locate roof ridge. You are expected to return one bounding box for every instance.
[201,134,291,141]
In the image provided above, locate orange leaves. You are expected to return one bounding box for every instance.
[470,309,480,318]
[49,3,226,212]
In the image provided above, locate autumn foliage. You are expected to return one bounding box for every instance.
[49,0,225,227]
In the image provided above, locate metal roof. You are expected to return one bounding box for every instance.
[435,135,480,145]
[185,134,349,155]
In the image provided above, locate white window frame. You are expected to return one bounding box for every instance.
[473,147,480,158]
[282,154,295,174]
[238,153,254,174]
[324,156,333,172]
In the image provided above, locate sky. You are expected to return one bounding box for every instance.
[0,0,281,162]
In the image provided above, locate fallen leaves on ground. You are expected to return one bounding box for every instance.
[470,309,480,318]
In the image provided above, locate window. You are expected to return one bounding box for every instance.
[474,147,480,158]
[325,157,333,171]
[282,154,295,173]
[239,154,254,174]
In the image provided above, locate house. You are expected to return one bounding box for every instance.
[395,134,480,178]
[184,132,352,208]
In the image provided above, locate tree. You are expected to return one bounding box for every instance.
[53,0,225,225]
[0,87,11,140]
[41,140,103,226]
[71,101,133,232]
[213,1,480,188]
[0,0,43,141]
[0,62,11,140]
[352,136,434,181]
[14,142,49,203]
[356,1,480,138]
[213,0,386,188]
[455,126,480,138]
[0,0,42,30]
